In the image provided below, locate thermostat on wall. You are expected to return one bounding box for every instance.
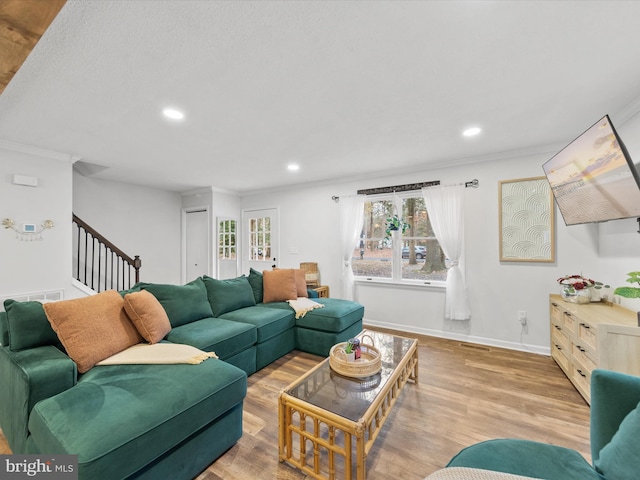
[23,224,36,233]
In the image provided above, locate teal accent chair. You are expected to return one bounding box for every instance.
[446,369,640,480]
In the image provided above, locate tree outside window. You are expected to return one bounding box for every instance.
[352,194,446,283]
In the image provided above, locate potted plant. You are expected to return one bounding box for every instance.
[614,272,640,319]
[342,341,355,362]
[385,214,410,238]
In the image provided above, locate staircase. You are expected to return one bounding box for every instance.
[72,214,141,292]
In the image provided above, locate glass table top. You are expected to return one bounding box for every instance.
[285,330,417,422]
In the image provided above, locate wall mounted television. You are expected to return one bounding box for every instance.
[542,114,640,226]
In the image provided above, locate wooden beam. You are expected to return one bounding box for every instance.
[0,0,66,95]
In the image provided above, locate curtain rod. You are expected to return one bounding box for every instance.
[332,179,479,202]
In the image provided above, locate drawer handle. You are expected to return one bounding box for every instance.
[577,369,586,378]
[551,302,558,307]
[565,313,572,317]
[578,346,586,353]
[554,325,562,330]
[580,323,590,330]
[555,345,562,350]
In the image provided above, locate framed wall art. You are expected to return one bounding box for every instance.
[499,176,555,262]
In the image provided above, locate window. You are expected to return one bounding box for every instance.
[249,216,271,261]
[352,193,446,284]
[218,219,237,260]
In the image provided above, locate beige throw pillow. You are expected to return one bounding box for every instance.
[263,269,298,303]
[123,290,171,344]
[43,290,142,373]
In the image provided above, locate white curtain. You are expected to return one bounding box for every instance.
[422,184,471,320]
[339,195,365,300]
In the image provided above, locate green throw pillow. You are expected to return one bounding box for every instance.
[595,400,640,480]
[4,299,59,351]
[248,268,264,304]
[142,278,213,327]
[203,275,256,317]
[118,284,144,297]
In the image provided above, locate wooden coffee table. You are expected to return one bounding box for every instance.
[278,330,418,480]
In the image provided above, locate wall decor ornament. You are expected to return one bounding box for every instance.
[499,176,555,262]
[2,218,54,241]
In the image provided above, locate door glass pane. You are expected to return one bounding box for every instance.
[249,216,271,261]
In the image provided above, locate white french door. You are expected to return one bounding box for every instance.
[242,208,279,274]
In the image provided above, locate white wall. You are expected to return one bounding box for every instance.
[596,111,640,291]
[181,188,242,280]
[4,110,640,354]
[73,171,182,284]
[0,146,73,299]
[241,112,640,354]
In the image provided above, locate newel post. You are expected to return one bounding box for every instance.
[134,255,142,283]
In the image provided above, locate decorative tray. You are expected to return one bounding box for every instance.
[329,335,381,378]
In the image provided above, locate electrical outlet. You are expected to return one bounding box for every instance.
[518,310,527,325]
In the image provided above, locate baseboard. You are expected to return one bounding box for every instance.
[363,318,550,356]
[71,278,97,297]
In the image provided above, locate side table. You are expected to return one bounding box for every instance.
[312,285,329,298]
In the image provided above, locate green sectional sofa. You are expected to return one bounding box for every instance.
[0,271,364,480]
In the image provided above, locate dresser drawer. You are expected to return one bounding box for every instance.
[550,302,563,324]
[572,342,596,373]
[578,322,596,349]
[562,311,577,333]
[551,323,569,350]
[552,343,570,372]
[571,364,591,398]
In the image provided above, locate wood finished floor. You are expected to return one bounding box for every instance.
[0,329,592,479]
[198,328,591,479]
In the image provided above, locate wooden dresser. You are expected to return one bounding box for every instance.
[550,294,640,404]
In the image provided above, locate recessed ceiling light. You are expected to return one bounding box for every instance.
[162,108,184,120]
[287,164,300,172]
[463,127,482,137]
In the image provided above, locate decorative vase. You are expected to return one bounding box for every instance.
[561,286,592,304]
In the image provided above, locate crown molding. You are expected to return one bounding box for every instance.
[613,93,640,125]
[239,143,562,198]
[0,139,77,163]
[181,185,239,197]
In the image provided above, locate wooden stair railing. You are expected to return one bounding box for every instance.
[72,214,141,292]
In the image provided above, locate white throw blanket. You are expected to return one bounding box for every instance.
[287,297,324,319]
[96,343,218,366]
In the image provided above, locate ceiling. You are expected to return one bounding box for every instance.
[2,1,640,195]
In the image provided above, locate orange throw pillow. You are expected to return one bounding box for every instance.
[263,269,298,303]
[294,269,308,298]
[43,290,142,373]
[123,290,171,344]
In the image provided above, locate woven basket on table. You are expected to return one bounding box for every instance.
[329,334,381,378]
